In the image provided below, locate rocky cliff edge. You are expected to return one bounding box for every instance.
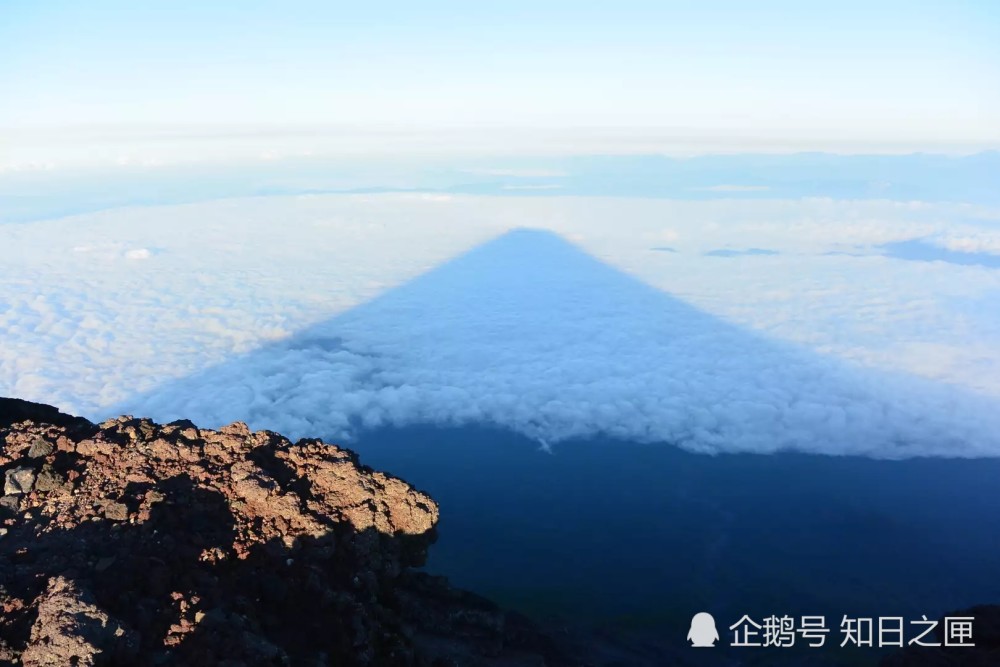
[0,398,565,667]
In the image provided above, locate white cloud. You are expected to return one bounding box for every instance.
[124,248,151,260]
[928,233,1000,256]
[2,194,1000,458]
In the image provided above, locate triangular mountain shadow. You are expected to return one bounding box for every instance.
[115,229,1000,458]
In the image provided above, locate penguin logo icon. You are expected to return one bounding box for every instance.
[687,612,719,647]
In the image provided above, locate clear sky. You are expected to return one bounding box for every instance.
[1,0,998,150]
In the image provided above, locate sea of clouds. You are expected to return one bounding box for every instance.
[3,193,1000,457]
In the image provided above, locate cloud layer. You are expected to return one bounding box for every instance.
[3,194,1000,457]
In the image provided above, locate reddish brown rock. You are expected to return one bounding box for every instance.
[20,577,137,667]
[0,398,569,666]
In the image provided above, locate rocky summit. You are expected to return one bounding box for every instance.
[0,398,568,667]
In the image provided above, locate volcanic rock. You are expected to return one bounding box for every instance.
[0,398,570,666]
[3,467,35,496]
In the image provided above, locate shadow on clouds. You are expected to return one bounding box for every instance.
[116,228,999,459]
[881,239,1000,269]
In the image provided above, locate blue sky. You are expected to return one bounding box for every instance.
[1,0,998,148]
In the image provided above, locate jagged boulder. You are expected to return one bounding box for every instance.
[21,576,137,667]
